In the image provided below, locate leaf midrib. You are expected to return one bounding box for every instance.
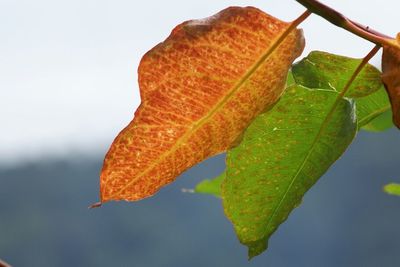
[259,88,354,243]
[107,21,300,201]
[260,43,381,239]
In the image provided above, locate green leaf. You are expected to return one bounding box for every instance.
[356,87,391,126]
[293,51,392,132]
[292,51,382,97]
[362,109,393,132]
[194,91,391,199]
[194,51,389,257]
[286,70,295,86]
[196,52,389,197]
[194,173,224,197]
[222,85,357,258]
[383,183,400,196]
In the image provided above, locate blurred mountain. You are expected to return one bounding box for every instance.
[0,129,400,267]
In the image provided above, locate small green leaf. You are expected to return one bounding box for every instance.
[361,109,393,132]
[292,51,382,97]
[222,85,357,258]
[384,183,400,196]
[194,173,224,197]
[357,88,392,129]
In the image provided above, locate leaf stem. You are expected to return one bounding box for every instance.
[291,10,312,28]
[0,258,12,267]
[295,0,396,47]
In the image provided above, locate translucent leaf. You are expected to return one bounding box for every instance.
[362,110,393,132]
[222,85,357,258]
[98,7,305,202]
[293,51,392,131]
[292,50,382,97]
[357,88,393,131]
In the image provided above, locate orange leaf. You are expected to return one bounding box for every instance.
[99,7,305,203]
[382,34,400,128]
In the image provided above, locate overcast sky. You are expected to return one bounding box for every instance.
[0,0,398,165]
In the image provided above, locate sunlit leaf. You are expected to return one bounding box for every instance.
[362,109,393,132]
[222,85,356,258]
[293,51,391,131]
[292,51,382,97]
[384,183,400,196]
[99,7,305,202]
[194,66,391,199]
[356,88,393,131]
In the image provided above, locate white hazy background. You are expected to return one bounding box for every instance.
[1,0,399,165]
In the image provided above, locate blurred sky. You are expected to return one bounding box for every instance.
[1,0,399,165]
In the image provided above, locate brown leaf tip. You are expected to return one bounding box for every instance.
[89,202,102,209]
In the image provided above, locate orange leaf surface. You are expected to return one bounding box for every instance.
[382,34,400,128]
[99,6,305,203]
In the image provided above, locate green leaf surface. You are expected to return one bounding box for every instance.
[222,85,357,258]
[384,183,400,196]
[194,62,389,198]
[194,173,224,197]
[293,51,392,131]
[357,88,391,127]
[292,51,382,98]
[193,91,392,198]
[194,51,390,258]
[286,70,295,86]
[362,109,393,132]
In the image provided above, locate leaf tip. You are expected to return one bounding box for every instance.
[246,239,268,260]
[89,202,103,209]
